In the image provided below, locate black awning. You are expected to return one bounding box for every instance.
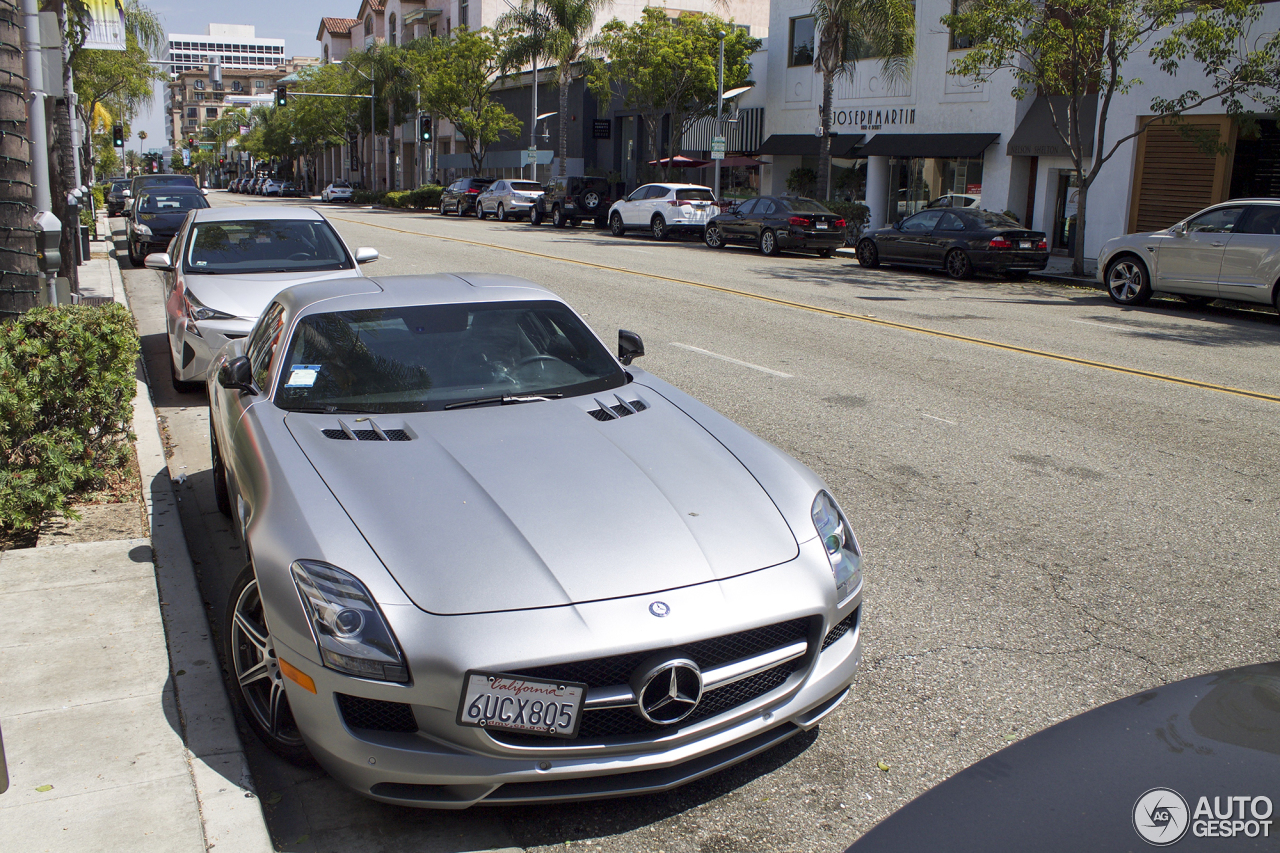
[858,132,1000,158]
[755,133,865,158]
[1006,96,1096,157]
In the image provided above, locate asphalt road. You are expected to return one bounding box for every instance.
[116,192,1280,853]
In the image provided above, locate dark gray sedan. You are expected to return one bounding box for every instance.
[703,196,846,258]
[857,209,1049,279]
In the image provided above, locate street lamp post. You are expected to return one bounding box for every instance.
[714,31,725,202]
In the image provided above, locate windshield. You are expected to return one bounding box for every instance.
[676,189,715,202]
[510,181,543,192]
[784,199,833,214]
[274,300,626,413]
[137,176,196,188]
[138,193,207,215]
[184,219,354,275]
[332,180,350,187]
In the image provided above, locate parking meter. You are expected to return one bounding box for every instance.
[34,210,61,273]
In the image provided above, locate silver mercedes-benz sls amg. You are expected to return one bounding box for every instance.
[209,273,864,808]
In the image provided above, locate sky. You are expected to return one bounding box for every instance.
[135,1,325,149]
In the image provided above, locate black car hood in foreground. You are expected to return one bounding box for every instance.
[286,392,800,615]
[847,662,1280,852]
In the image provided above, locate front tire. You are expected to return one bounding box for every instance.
[224,564,311,764]
[1106,256,1152,305]
[475,203,486,220]
[945,248,973,279]
[760,229,779,256]
[170,353,202,394]
[610,212,625,237]
[210,422,231,518]
[552,207,567,228]
[704,224,725,248]
[529,206,542,225]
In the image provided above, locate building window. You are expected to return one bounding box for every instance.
[459,0,468,28]
[186,107,197,118]
[364,15,373,36]
[206,107,218,118]
[196,93,205,101]
[193,78,205,90]
[789,17,815,67]
[231,80,242,92]
[950,0,978,50]
[323,44,329,63]
[187,119,198,127]
[389,13,397,44]
[254,80,264,89]
[212,81,223,90]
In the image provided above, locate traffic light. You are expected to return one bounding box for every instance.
[219,156,225,166]
[275,85,288,107]
[420,114,432,142]
[187,136,195,148]
[112,123,124,148]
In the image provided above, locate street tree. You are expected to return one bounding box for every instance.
[945,0,1280,275]
[812,0,914,199]
[343,44,419,189]
[497,0,608,176]
[415,29,523,175]
[590,9,760,181]
[290,64,363,189]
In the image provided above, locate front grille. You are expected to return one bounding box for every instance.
[514,618,810,689]
[820,607,860,651]
[321,428,410,441]
[336,693,418,732]
[488,618,813,747]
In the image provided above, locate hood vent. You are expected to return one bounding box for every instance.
[322,419,410,442]
[588,395,648,422]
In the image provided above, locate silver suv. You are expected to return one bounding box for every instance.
[1099,199,1280,312]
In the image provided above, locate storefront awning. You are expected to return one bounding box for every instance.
[1006,96,1096,157]
[857,133,1000,158]
[755,134,865,158]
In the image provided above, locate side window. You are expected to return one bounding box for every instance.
[1186,207,1244,233]
[627,186,649,202]
[901,210,944,233]
[938,212,967,231]
[647,186,669,200]
[737,199,758,215]
[1236,206,1280,235]
[246,303,286,391]
[756,199,777,216]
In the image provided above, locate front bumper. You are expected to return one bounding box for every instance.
[268,545,863,808]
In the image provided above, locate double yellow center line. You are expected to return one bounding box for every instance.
[332,214,1280,406]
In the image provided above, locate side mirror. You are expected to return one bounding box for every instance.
[1172,223,1188,237]
[618,329,645,365]
[143,252,173,271]
[355,247,379,264]
[892,220,902,231]
[217,356,256,395]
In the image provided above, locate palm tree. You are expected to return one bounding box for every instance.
[497,0,609,177]
[345,45,417,189]
[812,0,915,199]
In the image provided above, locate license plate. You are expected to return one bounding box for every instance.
[1019,240,1033,249]
[456,671,587,738]
[816,222,829,230]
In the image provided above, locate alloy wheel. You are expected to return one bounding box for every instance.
[497,204,507,221]
[229,575,305,751]
[611,213,625,236]
[1107,259,1149,304]
[760,230,777,256]
[705,225,723,248]
[652,216,667,240]
[946,249,972,279]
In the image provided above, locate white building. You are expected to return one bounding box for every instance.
[761,0,1280,260]
[161,24,287,148]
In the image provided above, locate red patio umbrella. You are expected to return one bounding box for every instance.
[647,154,712,168]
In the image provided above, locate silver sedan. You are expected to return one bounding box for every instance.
[1098,198,1280,312]
[476,179,545,221]
[147,206,378,393]
[208,273,864,807]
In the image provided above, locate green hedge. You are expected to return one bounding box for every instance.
[382,185,445,210]
[826,201,871,245]
[0,304,139,531]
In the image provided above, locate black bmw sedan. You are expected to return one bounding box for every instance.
[703,196,846,257]
[857,208,1049,279]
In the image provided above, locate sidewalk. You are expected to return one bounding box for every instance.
[1032,253,1101,287]
[0,220,273,851]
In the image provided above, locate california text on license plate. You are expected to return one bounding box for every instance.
[1019,240,1033,248]
[456,671,587,738]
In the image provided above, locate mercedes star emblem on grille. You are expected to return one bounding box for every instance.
[632,657,703,724]
[649,601,670,617]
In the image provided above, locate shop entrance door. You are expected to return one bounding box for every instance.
[1053,171,1080,252]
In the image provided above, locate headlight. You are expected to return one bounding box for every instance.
[135,223,152,237]
[290,560,409,682]
[811,491,862,605]
[184,291,236,324]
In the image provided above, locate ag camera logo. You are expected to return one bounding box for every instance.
[1134,788,1190,846]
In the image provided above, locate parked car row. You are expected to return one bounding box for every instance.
[230,176,297,196]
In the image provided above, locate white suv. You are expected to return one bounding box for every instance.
[608,183,718,240]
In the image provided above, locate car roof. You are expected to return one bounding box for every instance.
[278,273,560,319]
[641,183,712,190]
[189,206,329,222]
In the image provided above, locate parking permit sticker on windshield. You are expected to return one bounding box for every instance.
[285,365,321,387]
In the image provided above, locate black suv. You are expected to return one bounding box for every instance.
[439,177,495,216]
[530,175,615,227]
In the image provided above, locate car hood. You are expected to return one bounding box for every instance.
[285,395,800,615]
[185,268,361,320]
[137,212,189,234]
[847,661,1280,852]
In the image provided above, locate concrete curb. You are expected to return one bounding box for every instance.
[114,253,276,853]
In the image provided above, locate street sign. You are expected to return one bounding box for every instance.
[711,136,726,160]
[524,147,538,166]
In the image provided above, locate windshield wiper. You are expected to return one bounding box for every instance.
[288,405,386,415]
[443,393,563,410]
